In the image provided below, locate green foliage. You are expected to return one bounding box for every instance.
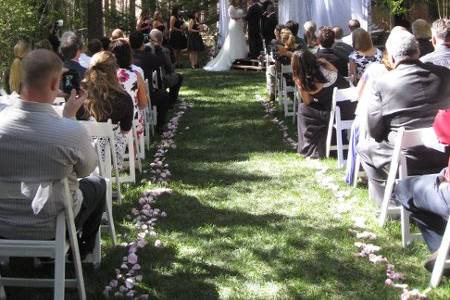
[0,0,45,80]
[375,0,408,16]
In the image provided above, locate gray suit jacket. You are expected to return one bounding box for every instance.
[358,60,450,170]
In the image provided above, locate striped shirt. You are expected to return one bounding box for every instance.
[0,99,97,239]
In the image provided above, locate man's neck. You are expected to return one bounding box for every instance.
[20,89,54,104]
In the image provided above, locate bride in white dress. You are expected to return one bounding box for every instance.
[204,0,248,71]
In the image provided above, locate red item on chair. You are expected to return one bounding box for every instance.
[433,109,450,182]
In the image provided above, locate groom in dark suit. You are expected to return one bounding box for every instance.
[245,0,263,59]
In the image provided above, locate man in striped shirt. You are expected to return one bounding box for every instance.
[0,49,105,258]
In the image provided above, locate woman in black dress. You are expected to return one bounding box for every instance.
[292,50,354,159]
[168,6,187,67]
[187,11,206,69]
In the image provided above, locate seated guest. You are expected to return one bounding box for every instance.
[292,50,352,159]
[421,18,450,68]
[9,40,29,94]
[342,19,361,46]
[316,26,348,77]
[395,110,450,273]
[147,29,184,106]
[100,37,111,51]
[285,20,306,50]
[111,28,125,40]
[332,26,354,59]
[82,51,134,169]
[357,29,450,205]
[265,25,285,102]
[345,51,393,185]
[348,28,383,84]
[0,49,104,259]
[60,31,86,79]
[109,39,149,138]
[303,21,318,50]
[412,19,434,57]
[87,38,103,56]
[129,31,172,122]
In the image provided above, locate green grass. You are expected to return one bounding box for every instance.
[4,69,450,299]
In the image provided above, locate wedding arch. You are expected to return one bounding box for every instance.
[218,0,371,45]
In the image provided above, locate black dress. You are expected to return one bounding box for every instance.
[187,22,205,52]
[168,18,187,50]
[297,69,355,159]
[261,12,277,49]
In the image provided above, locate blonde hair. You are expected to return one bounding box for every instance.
[412,19,431,39]
[352,28,373,52]
[84,51,126,121]
[9,40,29,93]
[281,29,296,51]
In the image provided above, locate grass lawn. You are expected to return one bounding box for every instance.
[4,69,450,299]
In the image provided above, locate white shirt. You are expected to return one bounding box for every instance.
[342,34,353,46]
[79,53,91,69]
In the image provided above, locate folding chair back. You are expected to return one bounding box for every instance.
[326,87,357,168]
[0,179,86,300]
[280,64,297,122]
[378,128,434,245]
[78,120,119,246]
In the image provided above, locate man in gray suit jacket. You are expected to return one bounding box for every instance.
[357,28,450,205]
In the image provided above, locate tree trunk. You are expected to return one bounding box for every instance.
[87,0,104,39]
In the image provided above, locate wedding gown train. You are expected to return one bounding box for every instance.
[204,6,248,72]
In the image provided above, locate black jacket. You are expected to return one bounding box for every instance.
[245,3,262,36]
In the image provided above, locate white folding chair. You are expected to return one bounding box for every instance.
[430,215,450,287]
[0,179,86,300]
[326,87,357,168]
[132,121,143,173]
[378,128,435,246]
[279,64,297,123]
[352,120,366,188]
[78,120,120,246]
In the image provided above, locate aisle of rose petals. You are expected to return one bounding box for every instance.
[258,96,298,150]
[312,163,429,300]
[103,102,191,299]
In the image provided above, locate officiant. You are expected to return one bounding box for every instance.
[245,0,263,59]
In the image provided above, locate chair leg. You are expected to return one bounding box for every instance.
[430,219,450,287]
[353,155,361,188]
[67,220,86,300]
[106,184,117,246]
[0,272,6,300]
[336,127,344,168]
[92,231,102,268]
[401,207,411,248]
[54,214,66,300]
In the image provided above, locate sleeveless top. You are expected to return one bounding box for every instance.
[117,68,144,137]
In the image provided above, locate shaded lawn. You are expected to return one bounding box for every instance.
[3,69,450,299]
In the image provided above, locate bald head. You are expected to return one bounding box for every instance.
[332,26,344,39]
[111,29,124,40]
[150,29,163,44]
[21,50,63,101]
[348,19,361,31]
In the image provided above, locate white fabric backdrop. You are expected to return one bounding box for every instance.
[277,0,370,35]
[218,0,370,43]
[218,0,230,47]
